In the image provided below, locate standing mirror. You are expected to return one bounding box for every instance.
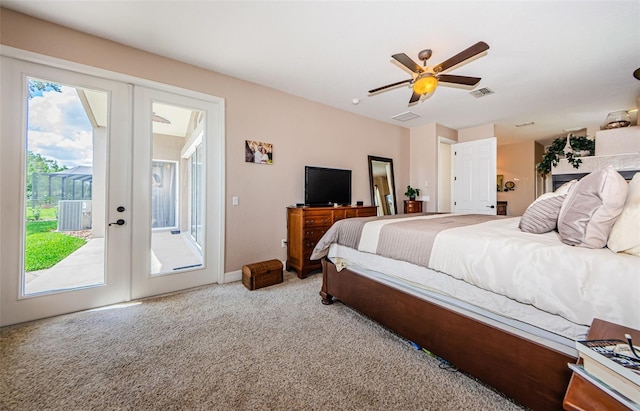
[368,155,398,215]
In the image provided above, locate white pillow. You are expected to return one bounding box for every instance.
[607,173,640,256]
[557,166,628,248]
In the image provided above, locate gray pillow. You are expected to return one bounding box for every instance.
[519,180,576,234]
[519,192,567,234]
[557,166,628,248]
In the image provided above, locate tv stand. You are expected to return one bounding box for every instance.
[286,205,377,278]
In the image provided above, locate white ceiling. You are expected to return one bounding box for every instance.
[4,1,640,145]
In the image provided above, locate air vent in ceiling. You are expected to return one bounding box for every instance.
[391,111,421,122]
[469,87,494,98]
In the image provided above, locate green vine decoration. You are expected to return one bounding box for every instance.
[536,135,595,176]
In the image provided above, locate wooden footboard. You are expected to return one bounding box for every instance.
[320,258,575,411]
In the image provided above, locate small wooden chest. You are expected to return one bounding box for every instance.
[242,259,283,290]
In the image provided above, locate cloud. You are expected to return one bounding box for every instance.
[27,85,94,168]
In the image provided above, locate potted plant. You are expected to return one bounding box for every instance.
[405,185,420,200]
[536,135,595,176]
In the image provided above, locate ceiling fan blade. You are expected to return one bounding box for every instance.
[437,74,481,87]
[392,53,424,74]
[433,41,489,73]
[409,91,421,104]
[368,79,411,94]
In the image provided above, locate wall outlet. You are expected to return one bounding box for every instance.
[281,239,287,248]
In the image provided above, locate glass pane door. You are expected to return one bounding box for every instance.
[190,144,204,250]
[0,57,131,326]
[131,86,223,299]
[24,77,106,295]
[149,102,204,275]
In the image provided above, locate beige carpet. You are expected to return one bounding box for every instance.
[1,271,524,410]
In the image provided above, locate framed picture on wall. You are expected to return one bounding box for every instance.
[245,140,273,165]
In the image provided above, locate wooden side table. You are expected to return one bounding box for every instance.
[404,200,422,214]
[563,319,640,411]
[497,201,507,216]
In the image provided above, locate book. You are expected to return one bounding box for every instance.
[576,339,640,385]
[575,339,640,404]
[569,364,640,410]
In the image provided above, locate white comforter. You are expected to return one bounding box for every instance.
[429,217,640,330]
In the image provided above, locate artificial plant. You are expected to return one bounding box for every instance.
[536,135,595,176]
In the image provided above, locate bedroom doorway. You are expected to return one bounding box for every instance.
[437,137,455,212]
[452,137,497,214]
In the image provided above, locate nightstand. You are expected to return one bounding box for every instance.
[497,201,507,216]
[563,318,640,411]
[404,200,422,214]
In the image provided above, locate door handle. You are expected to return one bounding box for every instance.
[487,205,495,208]
[108,219,125,226]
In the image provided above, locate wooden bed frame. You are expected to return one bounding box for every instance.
[320,258,575,410]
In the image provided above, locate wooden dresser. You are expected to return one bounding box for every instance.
[286,205,377,278]
[404,200,423,214]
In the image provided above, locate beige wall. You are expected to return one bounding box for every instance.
[409,123,457,212]
[1,9,410,273]
[458,123,495,142]
[153,134,184,161]
[497,141,540,216]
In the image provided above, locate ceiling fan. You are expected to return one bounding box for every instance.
[369,41,490,105]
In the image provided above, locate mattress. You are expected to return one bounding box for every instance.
[327,243,588,351]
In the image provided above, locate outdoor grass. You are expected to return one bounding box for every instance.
[25,220,86,272]
[26,206,57,221]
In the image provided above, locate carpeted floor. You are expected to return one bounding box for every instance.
[1,271,525,410]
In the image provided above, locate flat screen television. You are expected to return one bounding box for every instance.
[305,166,352,206]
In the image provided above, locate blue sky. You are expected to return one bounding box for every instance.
[27,84,94,168]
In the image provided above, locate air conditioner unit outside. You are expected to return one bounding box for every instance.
[58,200,92,231]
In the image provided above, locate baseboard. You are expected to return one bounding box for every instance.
[224,270,242,283]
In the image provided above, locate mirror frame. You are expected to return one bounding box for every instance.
[368,155,398,215]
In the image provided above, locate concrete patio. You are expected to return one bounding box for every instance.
[25,231,202,295]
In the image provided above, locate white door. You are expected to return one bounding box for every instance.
[130,86,224,299]
[0,57,131,326]
[452,137,497,215]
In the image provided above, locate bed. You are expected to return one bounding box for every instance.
[311,167,640,410]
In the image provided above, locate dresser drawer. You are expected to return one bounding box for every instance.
[357,208,377,217]
[303,228,327,242]
[302,210,332,228]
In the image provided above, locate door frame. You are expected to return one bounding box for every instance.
[0,48,226,325]
[437,136,456,213]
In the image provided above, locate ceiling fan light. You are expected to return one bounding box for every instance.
[413,75,438,95]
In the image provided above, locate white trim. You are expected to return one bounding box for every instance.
[224,270,243,284]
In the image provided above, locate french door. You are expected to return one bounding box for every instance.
[0,57,224,326]
[0,57,131,325]
[131,86,224,299]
